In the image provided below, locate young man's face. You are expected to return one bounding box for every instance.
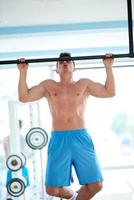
[56,59,75,74]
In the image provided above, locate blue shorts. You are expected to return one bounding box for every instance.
[45,129,103,187]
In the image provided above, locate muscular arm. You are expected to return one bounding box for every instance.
[17,60,48,102]
[86,53,115,98]
[18,73,45,102]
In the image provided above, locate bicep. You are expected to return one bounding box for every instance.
[87,80,109,98]
[27,82,46,101]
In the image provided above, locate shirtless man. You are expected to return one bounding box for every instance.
[17,52,115,200]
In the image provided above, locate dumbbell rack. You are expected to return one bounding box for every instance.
[7,101,49,199]
[29,103,46,200]
[7,101,25,200]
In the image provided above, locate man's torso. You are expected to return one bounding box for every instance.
[43,79,90,130]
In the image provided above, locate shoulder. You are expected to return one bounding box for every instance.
[77,78,93,85]
[77,79,96,94]
[32,79,57,96]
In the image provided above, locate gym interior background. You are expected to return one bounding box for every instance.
[0,0,134,199]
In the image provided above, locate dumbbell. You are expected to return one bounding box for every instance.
[7,177,26,197]
[6,153,26,171]
[26,127,48,150]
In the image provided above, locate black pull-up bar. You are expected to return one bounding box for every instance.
[127,0,134,54]
[0,0,133,65]
[0,53,133,65]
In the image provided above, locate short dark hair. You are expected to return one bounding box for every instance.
[57,52,75,65]
[59,52,72,59]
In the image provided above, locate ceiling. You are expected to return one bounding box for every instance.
[0,0,128,26]
[0,0,133,65]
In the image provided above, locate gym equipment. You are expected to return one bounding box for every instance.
[20,152,26,166]
[0,53,134,65]
[0,0,133,65]
[7,177,26,197]
[6,153,26,171]
[26,127,48,150]
[6,154,23,172]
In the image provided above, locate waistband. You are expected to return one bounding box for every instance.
[51,128,89,137]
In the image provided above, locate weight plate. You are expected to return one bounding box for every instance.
[6,155,23,171]
[26,127,48,150]
[7,178,25,197]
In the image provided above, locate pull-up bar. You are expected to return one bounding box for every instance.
[0,0,133,65]
[0,53,134,65]
[127,0,134,54]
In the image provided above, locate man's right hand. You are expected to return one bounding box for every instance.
[17,58,28,71]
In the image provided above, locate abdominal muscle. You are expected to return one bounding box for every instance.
[52,114,85,130]
[49,102,86,131]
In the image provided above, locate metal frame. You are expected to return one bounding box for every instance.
[0,0,133,65]
[127,0,134,55]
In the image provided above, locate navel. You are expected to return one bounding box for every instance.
[77,93,80,96]
[67,118,71,123]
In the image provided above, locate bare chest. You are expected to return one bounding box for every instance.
[48,86,84,100]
